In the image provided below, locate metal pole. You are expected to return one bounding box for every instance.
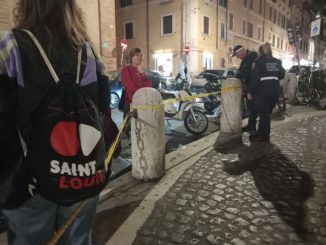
[146,0,150,69]
[293,23,301,71]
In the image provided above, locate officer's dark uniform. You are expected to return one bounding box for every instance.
[235,50,258,131]
[249,55,285,141]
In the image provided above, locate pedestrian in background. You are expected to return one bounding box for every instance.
[247,43,285,142]
[121,48,152,118]
[0,0,111,244]
[232,45,258,134]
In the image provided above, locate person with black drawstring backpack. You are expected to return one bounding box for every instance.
[0,0,116,244]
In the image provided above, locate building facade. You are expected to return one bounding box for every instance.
[0,0,117,72]
[116,0,326,75]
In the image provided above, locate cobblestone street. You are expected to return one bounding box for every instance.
[132,115,326,245]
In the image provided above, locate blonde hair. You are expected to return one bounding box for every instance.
[258,42,273,57]
[14,0,89,49]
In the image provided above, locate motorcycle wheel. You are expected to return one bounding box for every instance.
[184,110,208,135]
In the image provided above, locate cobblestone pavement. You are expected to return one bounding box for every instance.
[132,115,326,245]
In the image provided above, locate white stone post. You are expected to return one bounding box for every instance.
[131,88,165,180]
[214,78,243,152]
[281,73,298,104]
[220,78,243,133]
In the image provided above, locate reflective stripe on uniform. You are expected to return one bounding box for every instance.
[260,76,278,81]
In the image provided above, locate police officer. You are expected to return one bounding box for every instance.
[232,45,258,134]
[248,43,285,142]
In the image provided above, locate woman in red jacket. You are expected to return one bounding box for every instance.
[121,48,152,117]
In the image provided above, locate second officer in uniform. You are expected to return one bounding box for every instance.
[247,43,285,142]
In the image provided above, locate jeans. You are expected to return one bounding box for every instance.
[2,194,98,245]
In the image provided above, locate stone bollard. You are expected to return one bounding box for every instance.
[214,78,243,153]
[220,78,243,133]
[281,73,298,104]
[130,88,165,180]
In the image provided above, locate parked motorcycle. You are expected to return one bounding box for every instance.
[198,78,222,127]
[160,79,209,135]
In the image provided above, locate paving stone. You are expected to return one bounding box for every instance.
[206,234,221,244]
[206,209,221,215]
[171,233,185,244]
[230,238,246,245]
[176,199,187,206]
[181,194,193,200]
[185,210,194,216]
[193,229,205,237]
[206,199,217,207]
[198,190,210,197]
[177,225,191,233]
[226,207,240,214]
[177,215,191,224]
[211,195,224,202]
[198,204,210,211]
[239,230,250,238]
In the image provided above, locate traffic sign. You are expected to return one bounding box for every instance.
[184,46,190,55]
[311,19,321,37]
[120,39,128,50]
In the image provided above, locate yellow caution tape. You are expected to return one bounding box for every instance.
[129,91,220,111]
[104,114,129,168]
[221,85,242,93]
[163,91,219,104]
[47,202,86,245]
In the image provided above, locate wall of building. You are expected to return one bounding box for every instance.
[0,0,117,72]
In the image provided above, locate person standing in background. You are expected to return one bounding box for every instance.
[247,43,285,142]
[121,48,152,118]
[232,45,258,134]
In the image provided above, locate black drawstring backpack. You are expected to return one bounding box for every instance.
[21,30,109,206]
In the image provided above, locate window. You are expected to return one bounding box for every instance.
[273,9,277,23]
[281,39,283,50]
[277,37,280,48]
[278,13,281,26]
[269,32,271,40]
[219,0,227,7]
[259,0,263,15]
[248,22,253,38]
[203,16,209,35]
[244,0,247,8]
[242,19,247,35]
[120,0,132,8]
[269,7,273,20]
[229,13,234,31]
[220,23,225,39]
[249,0,253,10]
[124,22,133,39]
[161,14,173,35]
[272,35,275,47]
[203,52,213,69]
[257,26,262,40]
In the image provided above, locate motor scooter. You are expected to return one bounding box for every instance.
[160,79,209,135]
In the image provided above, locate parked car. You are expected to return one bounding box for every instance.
[109,73,123,109]
[190,68,237,92]
[151,71,176,90]
[108,70,162,109]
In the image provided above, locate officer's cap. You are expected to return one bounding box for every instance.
[231,45,244,57]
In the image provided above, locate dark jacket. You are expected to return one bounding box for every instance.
[249,55,285,94]
[235,50,257,86]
